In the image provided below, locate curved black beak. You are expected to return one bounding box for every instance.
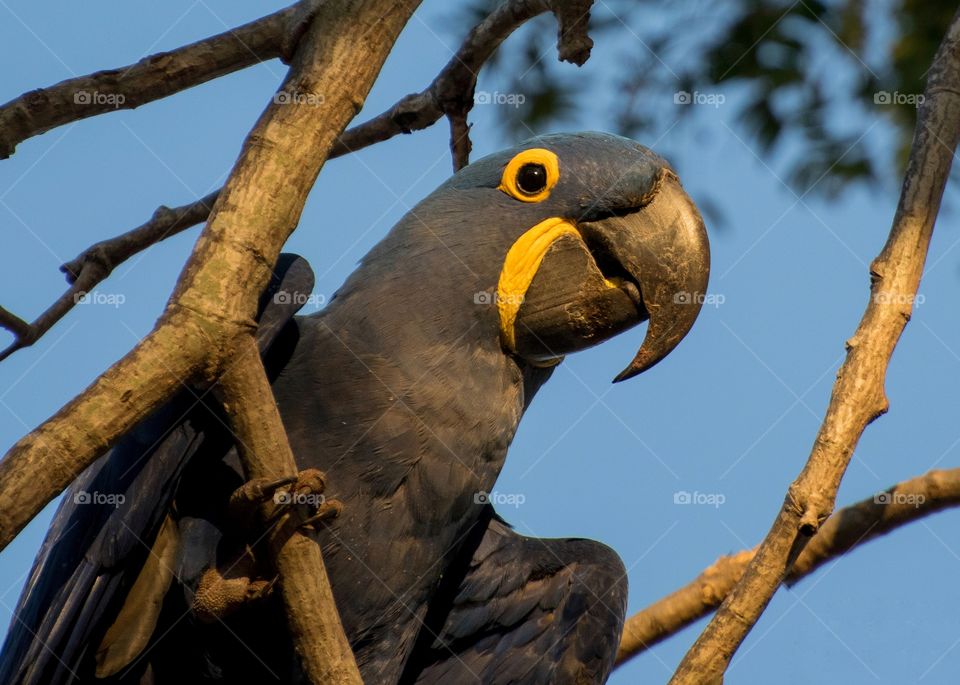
[579,171,710,382]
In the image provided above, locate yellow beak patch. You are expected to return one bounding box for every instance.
[496,217,592,352]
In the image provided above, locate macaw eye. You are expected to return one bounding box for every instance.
[498,148,560,202]
[516,163,547,195]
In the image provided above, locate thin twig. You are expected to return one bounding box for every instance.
[669,10,960,683]
[616,468,960,666]
[0,192,218,362]
[0,7,297,160]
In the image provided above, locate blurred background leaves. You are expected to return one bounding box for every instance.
[448,0,954,203]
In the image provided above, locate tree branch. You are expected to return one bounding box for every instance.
[616,468,960,666]
[669,10,960,683]
[0,6,296,160]
[0,0,594,361]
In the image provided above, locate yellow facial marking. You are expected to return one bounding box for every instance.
[497,148,560,203]
[496,217,579,351]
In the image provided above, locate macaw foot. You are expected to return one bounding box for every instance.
[228,468,343,533]
[191,547,278,623]
[192,469,342,623]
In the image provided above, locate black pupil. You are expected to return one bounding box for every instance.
[516,163,547,194]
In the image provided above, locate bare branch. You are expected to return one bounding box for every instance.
[448,111,473,171]
[0,0,592,162]
[0,307,31,340]
[0,7,295,159]
[329,0,591,162]
[669,11,960,683]
[616,468,960,666]
[0,192,218,362]
[0,0,595,360]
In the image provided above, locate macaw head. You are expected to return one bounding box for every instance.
[336,131,710,381]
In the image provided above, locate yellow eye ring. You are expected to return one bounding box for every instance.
[497,148,560,203]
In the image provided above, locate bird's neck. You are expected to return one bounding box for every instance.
[295,289,550,496]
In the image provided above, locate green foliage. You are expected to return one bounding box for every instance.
[452,0,954,198]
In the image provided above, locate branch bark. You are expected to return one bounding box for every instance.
[669,11,960,683]
[0,0,593,360]
[0,6,296,159]
[616,468,960,666]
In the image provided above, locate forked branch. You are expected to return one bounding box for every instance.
[616,468,960,665]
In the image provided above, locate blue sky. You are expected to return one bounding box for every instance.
[1,1,959,683]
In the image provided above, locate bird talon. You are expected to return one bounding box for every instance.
[299,498,343,530]
[230,468,328,524]
[228,474,297,522]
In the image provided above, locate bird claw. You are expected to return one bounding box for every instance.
[229,468,341,534]
[298,498,343,530]
[229,474,295,512]
[266,468,342,533]
[227,473,297,523]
